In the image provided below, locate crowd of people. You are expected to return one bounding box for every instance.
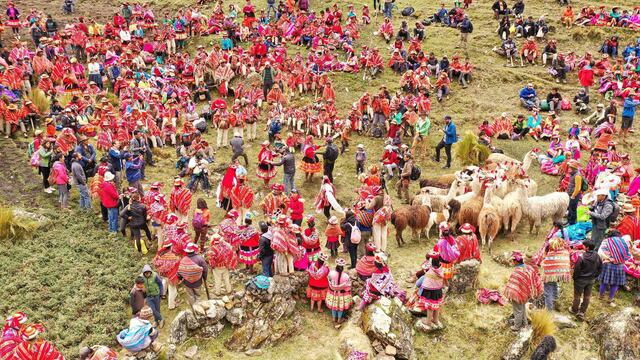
[0,0,640,358]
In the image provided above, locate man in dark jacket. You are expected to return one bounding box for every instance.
[589,189,614,249]
[341,210,358,269]
[180,243,209,305]
[121,193,148,254]
[570,241,602,320]
[45,14,58,36]
[273,147,296,195]
[320,137,339,182]
[142,264,164,328]
[257,222,274,277]
[129,276,147,316]
[71,152,91,210]
[230,131,248,166]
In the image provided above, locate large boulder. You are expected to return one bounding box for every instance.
[168,301,229,346]
[361,297,415,360]
[337,310,374,359]
[591,307,640,360]
[225,273,307,352]
[501,327,533,360]
[448,259,481,294]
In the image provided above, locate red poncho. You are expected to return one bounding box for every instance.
[170,187,192,215]
[455,234,482,263]
[153,249,181,284]
[504,264,543,304]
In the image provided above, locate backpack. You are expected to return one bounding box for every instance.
[48,166,57,186]
[192,211,206,230]
[30,151,40,168]
[178,256,204,283]
[401,7,415,17]
[466,21,474,33]
[410,165,421,181]
[349,223,361,245]
[606,200,620,226]
[324,145,339,162]
[580,178,589,192]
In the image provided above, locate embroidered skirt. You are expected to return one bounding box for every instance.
[307,285,329,301]
[406,289,444,312]
[301,156,322,173]
[325,289,353,311]
[256,162,277,180]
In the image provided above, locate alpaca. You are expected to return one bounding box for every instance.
[458,185,486,230]
[390,205,431,246]
[502,184,523,236]
[425,205,450,240]
[425,180,463,212]
[485,148,538,169]
[418,178,450,189]
[515,180,570,235]
[478,184,502,253]
[446,199,462,229]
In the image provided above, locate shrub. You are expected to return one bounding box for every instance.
[28,89,51,113]
[0,207,40,240]
[453,131,491,166]
[529,309,556,349]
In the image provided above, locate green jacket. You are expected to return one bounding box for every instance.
[415,117,431,136]
[141,265,163,297]
[37,147,53,167]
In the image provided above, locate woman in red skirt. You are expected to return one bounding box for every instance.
[326,258,352,325]
[307,252,330,313]
[256,141,277,186]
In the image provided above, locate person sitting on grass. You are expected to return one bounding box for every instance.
[519,83,540,110]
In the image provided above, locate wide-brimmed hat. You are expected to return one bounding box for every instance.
[184,242,199,253]
[317,252,329,262]
[335,258,347,267]
[173,178,184,186]
[459,223,475,234]
[104,172,115,181]
[328,216,338,225]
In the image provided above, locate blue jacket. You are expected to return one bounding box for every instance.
[75,144,96,168]
[108,148,127,172]
[125,158,143,182]
[622,97,640,119]
[221,38,233,50]
[519,87,537,99]
[444,121,458,144]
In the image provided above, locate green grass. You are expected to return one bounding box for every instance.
[2,0,640,359]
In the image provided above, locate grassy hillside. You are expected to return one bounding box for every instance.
[1,0,638,359]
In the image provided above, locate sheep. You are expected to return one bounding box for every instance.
[515,179,570,235]
[478,184,502,253]
[425,205,450,240]
[390,205,431,246]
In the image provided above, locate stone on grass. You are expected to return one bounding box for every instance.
[361,297,415,360]
[183,345,198,359]
[553,313,577,329]
[501,327,533,360]
[448,259,481,294]
[590,307,640,360]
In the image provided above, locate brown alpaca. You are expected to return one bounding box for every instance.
[457,185,486,229]
[478,184,502,253]
[390,205,431,247]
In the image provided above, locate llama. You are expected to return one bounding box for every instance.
[458,185,486,230]
[390,205,431,246]
[502,182,523,236]
[478,184,502,253]
[515,180,570,235]
[425,180,463,212]
[425,205,450,240]
[485,148,539,170]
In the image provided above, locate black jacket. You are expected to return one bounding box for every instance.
[121,201,147,227]
[258,232,274,260]
[341,213,356,246]
[572,250,602,282]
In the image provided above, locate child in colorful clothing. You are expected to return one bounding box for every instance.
[325,216,344,257]
[307,253,330,313]
[504,251,543,331]
[326,258,352,325]
[237,213,260,272]
[355,144,366,175]
[597,232,632,306]
[433,222,460,283]
[406,251,445,330]
[541,238,571,311]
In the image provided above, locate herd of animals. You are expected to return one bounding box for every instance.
[391,149,569,253]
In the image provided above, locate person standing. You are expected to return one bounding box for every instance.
[569,240,602,320]
[122,193,149,254]
[273,147,296,195]
[326,258,353,325]
[230,131,249,166]
[141,264,164,328]
[129,276,147,316]
[192,199,210,251]
[504,252,542,331]
[178,243,209,305]
[37,140,54,193]
[108,140,127,189]
[433,115,457,169]
[597,233,632,307]
[99,172,120,233]
[307,253,330,313]
[207,233,237,295]
[589,188,614,249]
[341,209,358,269]
[125,154,144,195]
[257,221,274,277]
[262,62,276,99]
[566,160,585,225]
[620,93,640,142]
[397,153,414,203]
[71,152,91,210]
[153,239,181,310]
[51,154,70,209]
[321,137,339,183]
[540,238,571,311]
[354,144,366,175]
[458,14,473,49]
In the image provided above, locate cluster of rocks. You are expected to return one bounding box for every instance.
[121,350,159,360]
[166,273,308,359]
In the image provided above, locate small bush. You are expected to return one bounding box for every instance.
[529,309,556,349]
[454,131,491,166]
[28,89,51,113]
[0,207,40,240]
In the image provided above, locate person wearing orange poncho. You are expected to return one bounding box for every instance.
[12,324,64,360]
[455,223,482,263]
[504,251,542,331]
[617,203,640,241]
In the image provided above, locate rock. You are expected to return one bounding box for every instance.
[590,307,640,360]
[201,323,225,338]
[492,252,514,267]
[168,311,189,345]
[222,296,230,303]
[225,272,307,352]
[337,310,373,359]
[166,344,177,360]
[501,327,533,360]
[192,304,206,317]
[225,301,235,310]
[225,307,245,325]
[361,297,415,360]
[414,318,436,333]
[244,349,264,357]
[183,345,198,359]
[185,311,201,330]
[553,313,577,329]
[374,355,395,360]
[385,345,397,356]
[448,259,481,294]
